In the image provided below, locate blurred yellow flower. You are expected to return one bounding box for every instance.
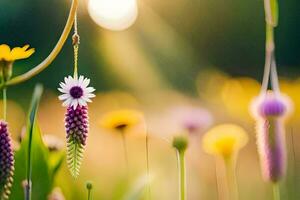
[0,44,35,62]
[99,109,144,132]
[202,124,248,158]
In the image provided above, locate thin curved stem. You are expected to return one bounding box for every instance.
[3,0,79,87]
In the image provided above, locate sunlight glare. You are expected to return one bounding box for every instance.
[88,0,138,31]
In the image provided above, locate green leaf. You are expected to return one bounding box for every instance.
[10,84,65,199]
[10,122,52,200]
[49,151,65,184]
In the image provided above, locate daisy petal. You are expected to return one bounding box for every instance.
[87,93,96,98]
[86,87,95,93]
[82,78,90,87]
[58,94,70,100]
[62,98,72,107]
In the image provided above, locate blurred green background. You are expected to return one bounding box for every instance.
[0,0,300,199]
[1,0,299,96]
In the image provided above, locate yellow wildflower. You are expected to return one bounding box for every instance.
[202,124,248,158]
[0,44,35,62]
[99,109,144,133]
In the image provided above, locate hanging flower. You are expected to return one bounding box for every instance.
[0,121,14,200]
[58,75,95,109]
[250,91,292,182]
[58,75,95,178]
[202,124,248,159]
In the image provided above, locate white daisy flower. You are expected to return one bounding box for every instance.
[58,75,95,109]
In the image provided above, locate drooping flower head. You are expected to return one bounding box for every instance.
[0,121,14,200]
[58,75,95,109]
[0,44,35,81]
[250,91,293,182]
[99,109,145,134]
[202,124,248,159]
[58,75,95,178]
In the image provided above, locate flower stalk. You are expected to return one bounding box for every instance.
[86,182,93,200]
[172,135,188,200]
[177,150,186,200]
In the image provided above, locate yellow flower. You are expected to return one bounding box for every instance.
[99,109,145,133]
[0,44,35,62]
[202,124,248,158]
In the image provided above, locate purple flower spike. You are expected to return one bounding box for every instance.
[0,121,14,199]
[65,105,89,178]
[257,118,286,182]
[251,91,293,183]
[65,105,89,146]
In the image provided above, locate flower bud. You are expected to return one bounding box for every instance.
[172,135,188,153]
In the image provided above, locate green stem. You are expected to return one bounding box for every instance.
[2,0,79,88]
[26,126,34,200]
[273,183,280,200]
[177,150,186,200]
[87,188,92,200]
[2,88,7,120]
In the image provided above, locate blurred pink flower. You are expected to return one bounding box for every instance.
[169,106,213,135]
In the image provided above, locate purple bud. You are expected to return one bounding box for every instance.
[0,121,14,199]
[259,96,287,117]
[256,118,286,182]
[65,106,89,145]
[251,92,292,119]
